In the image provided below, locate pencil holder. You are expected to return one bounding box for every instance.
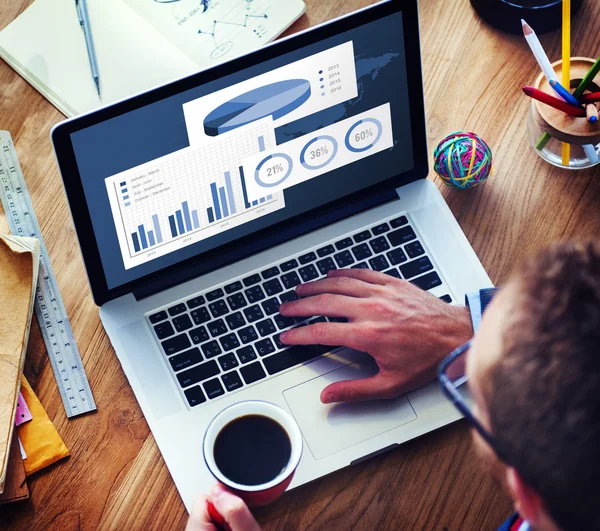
[527,57,600,169]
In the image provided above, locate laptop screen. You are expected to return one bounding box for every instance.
[68,8,416,293]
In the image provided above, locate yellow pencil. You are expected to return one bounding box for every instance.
[562,0,571,166]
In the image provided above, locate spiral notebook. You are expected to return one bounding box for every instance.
[0,0,305,117]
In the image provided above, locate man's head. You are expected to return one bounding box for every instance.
[467,241,600,531]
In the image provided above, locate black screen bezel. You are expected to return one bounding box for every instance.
[51,0,428,306]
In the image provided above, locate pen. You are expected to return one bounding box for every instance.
[522,86,586,117]
[549,79,581,108]
[75,0,101,98]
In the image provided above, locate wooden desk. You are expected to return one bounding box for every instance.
[1,0,599,528]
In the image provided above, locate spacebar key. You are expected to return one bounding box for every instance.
[263,344,335,375]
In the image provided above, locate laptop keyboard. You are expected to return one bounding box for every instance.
[147,213,453,409]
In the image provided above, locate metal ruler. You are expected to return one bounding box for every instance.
[0,131,96,418]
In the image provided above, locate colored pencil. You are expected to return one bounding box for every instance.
[580,92,600,104]
[522,86,586,117]
[583,144,599,164]
[586,104,599,123]
[549,80,581,107]
[561,0,571,165]
[521,20,557,83]
[573,57,600,100]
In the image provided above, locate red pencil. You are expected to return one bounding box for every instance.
[522,86,586,117]
[580,92,600,104]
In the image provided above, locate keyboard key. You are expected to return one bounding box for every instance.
[261,266,280,279]
[400,257,434,279]
[299,264,319,282]
[405,240,425,259]
[390,216,408,228]
[273,333,285,350]
[412,272,442,291]
[440,294,453,304]
[384,268,402,279]
[317,257,337,275]
[224,281,243,294]
[191,307,211,325]
[352,262,369,269]
[353,230,371,243]
[186,296,206,309]
[308,316,327,325]
[334,250,355,268]
[168,303,186,317]
[189,326,210,345]
[370,236,390,254]
[222,371,243,392]
[184,386,206,407]
[282,271,302,289]
[238,325,259,344]
[227,293,247,310]
[201,340,222,359]
[154,321,174,340]
[226,312,246,330]
[218,352,239,371]
[262,298,280,315]
[280,259,298,272]
[203,378,225,399]
[317,244,335,257]
[209,300,229,318]
[240,362,267,384]
[274,314,295,330]
[387,248,408,265]
[206,288,224,302]
[245,285,266,303]
[369,255,390,272]
[149,310,168,324]
[170,347,203,372]
[208,319,228,338]
[256,318,277,337]
[263,344,333,375]
[372,222,390,235]
[236,345,257,364]
[352,243,373,261]
[335,237,354,250]
[255,338,276,357]
[219,333,240,352]
[280,291,299,303]
[177,360,220,388]
[162,334,191,356]
[388,226,417,247]
[243,274,262,287]
[243,305,264,322]
[173,314,193,333]
[298,252,316,265]
[263,278,284,297]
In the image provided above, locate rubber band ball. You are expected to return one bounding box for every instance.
[433,132,493,189]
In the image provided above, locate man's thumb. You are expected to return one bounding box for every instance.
[320,373,399,404]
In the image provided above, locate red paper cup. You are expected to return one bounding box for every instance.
[203,401,303,507]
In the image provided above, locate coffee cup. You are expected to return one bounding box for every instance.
[203,401,303,507]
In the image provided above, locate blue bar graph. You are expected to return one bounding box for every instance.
[207,207,215,223]
[169,215,177,237]
[239,167,251,209]
[219,187,229,217]
[132,233,141,253]
[252,200,258,207]
[182,201,193,232]
[267,195,272,200]
[138,225,148,249]
[259,197,265,204]
[224,172,236,215]
[148,230,156,247]
[152,214,163,243]
[192,210,200,229]
[258,136,265,152]
[175,210,185,234]
[210,182,222,220]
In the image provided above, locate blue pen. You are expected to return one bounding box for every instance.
[549,79,581,108]
[75,0,101,98]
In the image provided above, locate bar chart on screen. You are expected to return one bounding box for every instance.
[105,122,284,269]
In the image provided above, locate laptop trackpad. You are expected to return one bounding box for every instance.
[283,356,417,460]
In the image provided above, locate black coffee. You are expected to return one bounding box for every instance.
[213,414,291,486]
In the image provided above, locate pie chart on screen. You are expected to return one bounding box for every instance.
[203,79,312,136]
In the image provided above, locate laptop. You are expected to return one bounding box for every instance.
[52,0,492,511]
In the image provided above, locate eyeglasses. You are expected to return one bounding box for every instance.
[437,340,508,462]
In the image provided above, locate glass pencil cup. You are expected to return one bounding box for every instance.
[527,58,600,170]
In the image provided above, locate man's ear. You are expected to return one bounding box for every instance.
[505,467,543,526]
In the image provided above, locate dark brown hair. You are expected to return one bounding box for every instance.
[486,241,600,531]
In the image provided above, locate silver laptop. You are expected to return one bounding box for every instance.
[52,0,491,511]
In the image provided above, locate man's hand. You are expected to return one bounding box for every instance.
[186,484,262,531]
[279,268,473,404]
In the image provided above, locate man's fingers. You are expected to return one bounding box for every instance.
[279,293,360,319]
[210,485,262,531]
[281,322,362,349]
[320,372,405,404]
[295,276,383,299]
[186,495,216,531]
[327,268,392,285]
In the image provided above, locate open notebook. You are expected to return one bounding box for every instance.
[0,0,305,117]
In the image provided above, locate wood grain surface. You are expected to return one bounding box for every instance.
[1,0,599,529]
